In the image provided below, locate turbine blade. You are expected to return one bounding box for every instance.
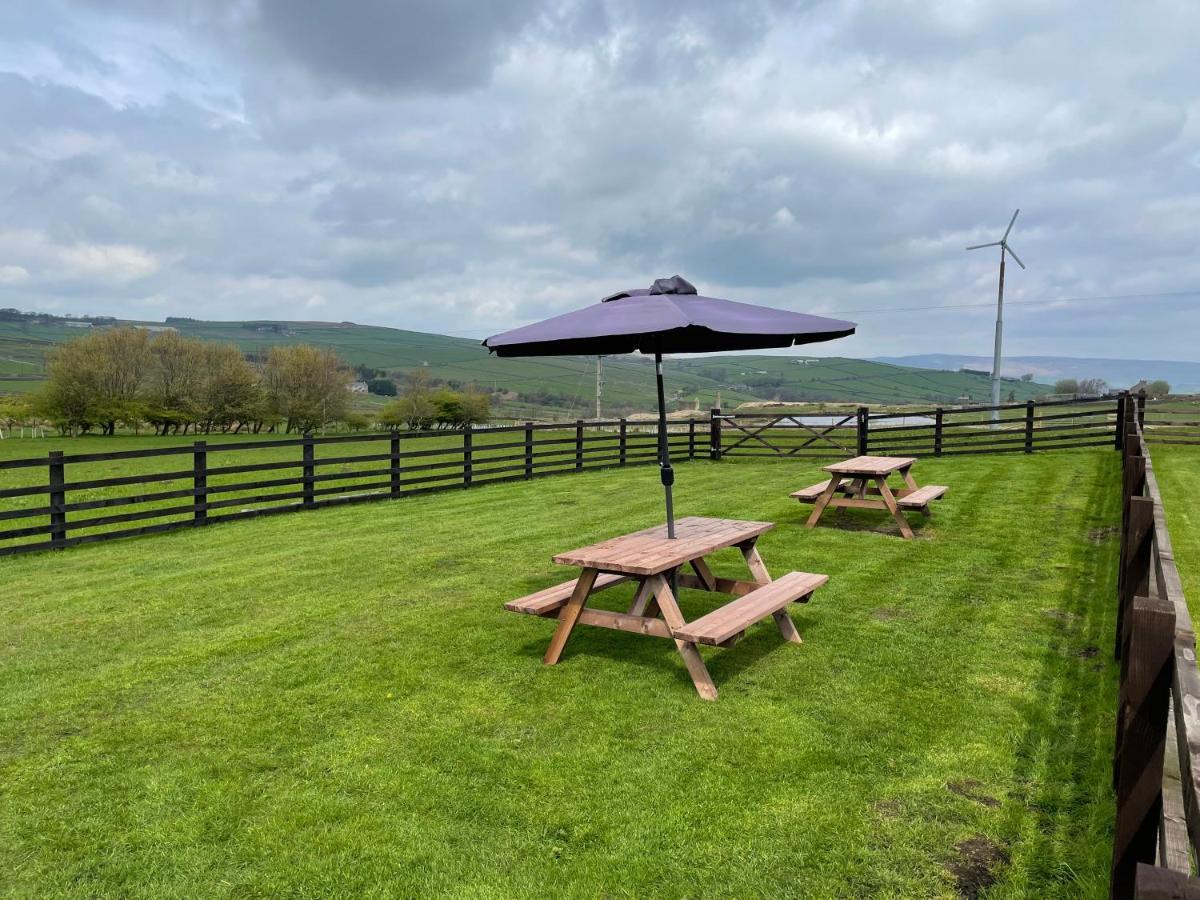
[966,241,1002,250]
[1002,208,1020,242]
[1004,243,1026,269]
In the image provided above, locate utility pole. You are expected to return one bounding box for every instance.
[595,356,603,420]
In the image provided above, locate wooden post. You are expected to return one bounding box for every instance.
[48,450,66,549]
[524,422,534,479]
[575,420,584,471]
[1115,393,1127,451]
[1137,389,1147,429]
[1024,401,1035,453]
[934,408,943,457]
[463,428,473,486]
[390,432,401,497]
[1116,496,1154,660]
[619,419,627,466]
[1134,865,1200,898]
[710,408,722,460]
[302,433,315,508]
[856,406,869,456]
[1111,595,1175,899]
[688,418,696,459]
[193,440,207,524]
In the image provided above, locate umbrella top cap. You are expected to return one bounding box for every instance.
[602,275,697,302]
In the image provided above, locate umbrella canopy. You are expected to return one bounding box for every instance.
[484,275,855,357]
[483,276,856,537]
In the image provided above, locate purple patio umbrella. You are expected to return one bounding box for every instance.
[483,276,856,537]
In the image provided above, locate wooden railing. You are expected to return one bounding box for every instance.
[0,419,701,557]
[1111,404,1200,898]
[713,394,1122,460]
[0,392,1171,559]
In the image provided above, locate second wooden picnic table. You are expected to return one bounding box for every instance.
[792,455,948,539]
[505,516,828,700]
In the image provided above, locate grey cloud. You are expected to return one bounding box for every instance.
[0,0,1197,359]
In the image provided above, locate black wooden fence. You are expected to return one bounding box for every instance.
[0,420,700,557]
[715,394,1124,460]
[0,391,1183,558]
[1110,402,1200,898]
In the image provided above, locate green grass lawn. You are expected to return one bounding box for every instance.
[1150,444,1200,613]
[1,449,1122,896]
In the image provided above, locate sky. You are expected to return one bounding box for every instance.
[0,0,1198,360]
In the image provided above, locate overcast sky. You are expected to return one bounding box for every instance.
[1,0,1197,360]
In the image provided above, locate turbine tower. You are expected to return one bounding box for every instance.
[967,209,1026,423]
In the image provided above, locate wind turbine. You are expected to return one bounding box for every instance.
[967,209,1026,423]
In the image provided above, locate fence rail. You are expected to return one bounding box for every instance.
[0,391,1179,559]
[0,419,700,557]
[1109,404,1200,898]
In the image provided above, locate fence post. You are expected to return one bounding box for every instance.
[1110,594,1175,899]
[688,418,696,459]
[390,432,401,497]
[524,422,534,479]
[48,450,66,549]
[1115,393,1127,451]
[710,408,722,460]
[1024,401,1035,453]
[934,408,944,457]
[856,406,869,456]
[193,440,207,524]
[302,434,315,508]
[1116,495,1154,660]
[619,419,627,466]
[1137,389,1147,430]
[575,420,584,471]
[463,428,473,487]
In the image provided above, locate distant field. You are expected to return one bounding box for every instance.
[0,317,1057,416]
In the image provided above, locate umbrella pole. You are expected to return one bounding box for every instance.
[654,352,676,539]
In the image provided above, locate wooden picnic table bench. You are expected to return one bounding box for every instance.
[504,516,828,700]
[791,455,947,539]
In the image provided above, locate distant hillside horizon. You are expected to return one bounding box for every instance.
[1,310,1062,417]
[871,354,1200,393]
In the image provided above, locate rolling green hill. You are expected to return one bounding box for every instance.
[0,315,1052,418]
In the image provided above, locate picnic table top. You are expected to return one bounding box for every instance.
[823,455,917,476]
[553,516,773,577]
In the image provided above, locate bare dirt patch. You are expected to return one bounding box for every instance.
[871,607,909,622]
[1075,645,1099,659]
[946,779,1000,808]
[948,835,1009,898]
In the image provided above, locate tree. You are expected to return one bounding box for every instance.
[1078,377,1108,396]
[432,388,467,429]
[1020,373,1034,382]
[378,369,437,431]
[367,378,397,396]
[38,326,151,434]
[1147,380,1170,397]
[196,343,264,433]
[1053,378,1079,396]
[262,344,351,433]
[143,330,206,434]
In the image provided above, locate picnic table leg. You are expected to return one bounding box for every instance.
[900,465,919,491]
[626,578,653,616]
[544,567,599,665]
[876,476,915,539]
[648,573,718,701]
[805,474,843,528]
[690,557,718,591]
[741,540,802,644]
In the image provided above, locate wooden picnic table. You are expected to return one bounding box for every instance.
[791,455,947,539]
[504,516,828,700]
